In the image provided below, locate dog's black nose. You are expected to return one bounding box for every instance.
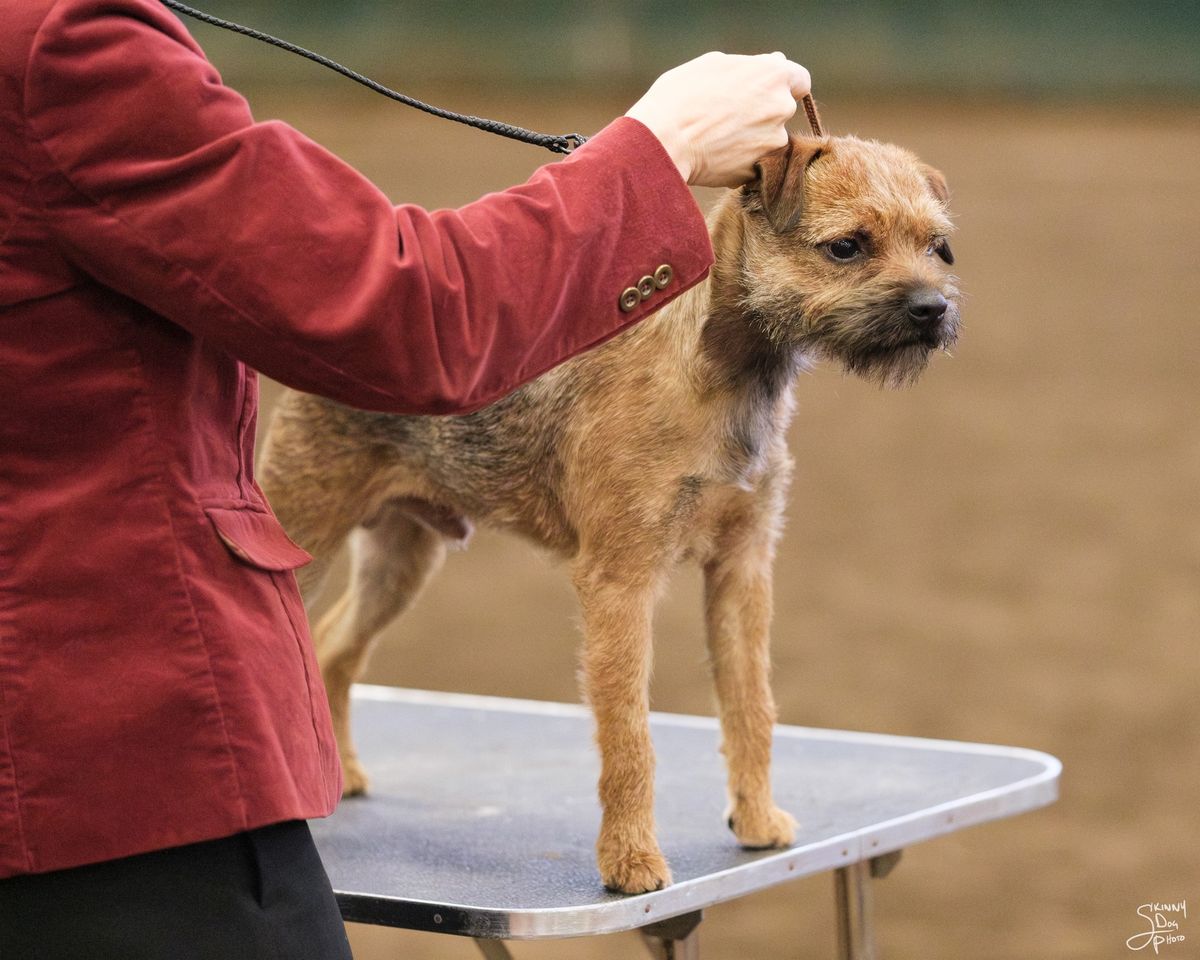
[907,289,948,329]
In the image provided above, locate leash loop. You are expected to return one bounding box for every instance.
[158,0,589,155]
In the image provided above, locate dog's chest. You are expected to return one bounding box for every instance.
[702,390,796,491]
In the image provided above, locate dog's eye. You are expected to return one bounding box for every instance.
[824,238,861,262]
[928,239,955,265]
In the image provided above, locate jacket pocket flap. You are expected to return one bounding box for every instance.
[205,506,312,571]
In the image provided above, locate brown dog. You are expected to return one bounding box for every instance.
[259,134,960,894]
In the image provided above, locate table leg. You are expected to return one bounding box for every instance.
[833,848,904,959]
[474,940,515,960]
[834,861,875,960]
[641,909,703,960]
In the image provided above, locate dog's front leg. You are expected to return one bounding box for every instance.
[703,511,797,850]
[573,559,671,894]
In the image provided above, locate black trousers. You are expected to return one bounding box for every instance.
[0,820,353,959]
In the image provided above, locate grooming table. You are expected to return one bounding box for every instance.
[311,686,1060,959]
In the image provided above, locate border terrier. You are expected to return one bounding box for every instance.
[259,134,960,894]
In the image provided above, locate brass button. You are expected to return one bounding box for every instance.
[619,287,641,313]
[654,264,673,289]
[637,275,656,300]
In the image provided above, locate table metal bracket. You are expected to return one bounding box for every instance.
[641,909,703,960]
[869,849,903,879]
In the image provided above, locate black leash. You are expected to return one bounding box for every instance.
[158,0,588,155]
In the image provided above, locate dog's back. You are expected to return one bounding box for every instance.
[260,287,728,568]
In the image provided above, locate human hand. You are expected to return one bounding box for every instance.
[625,52,811,188]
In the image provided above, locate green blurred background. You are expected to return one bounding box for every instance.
[172,2,1198,958]
[199,0,1200,97]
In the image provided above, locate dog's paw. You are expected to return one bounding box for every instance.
[598,846,673,894]
[726,804,797,850]
[340,758,370,798]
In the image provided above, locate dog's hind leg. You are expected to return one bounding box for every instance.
[702,490,797,850]
[573,551,672,894]
[257,393,376,606]
[314,500,448,796]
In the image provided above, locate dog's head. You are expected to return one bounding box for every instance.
[737,134,961,387]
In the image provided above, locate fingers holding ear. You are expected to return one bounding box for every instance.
[765,51,812,100]
[625,52,815,187]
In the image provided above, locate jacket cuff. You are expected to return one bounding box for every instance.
[565,115,714,325]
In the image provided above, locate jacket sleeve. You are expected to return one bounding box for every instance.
[22,0,713,414]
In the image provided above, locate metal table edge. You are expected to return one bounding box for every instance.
[351,684,1064,765]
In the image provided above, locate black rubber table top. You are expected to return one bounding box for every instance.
[310,686,1059,940]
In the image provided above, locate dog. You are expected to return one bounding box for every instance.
[258,133,960,894]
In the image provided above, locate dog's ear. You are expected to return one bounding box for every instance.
[921,163,950,204]
[745,135,825,234]
[920,164,953,262]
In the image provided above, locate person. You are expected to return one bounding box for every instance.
[0,0,810,955]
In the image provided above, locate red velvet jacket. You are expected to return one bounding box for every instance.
[0,0,712,878]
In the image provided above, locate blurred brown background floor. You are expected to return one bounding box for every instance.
[247,89,1199,959]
